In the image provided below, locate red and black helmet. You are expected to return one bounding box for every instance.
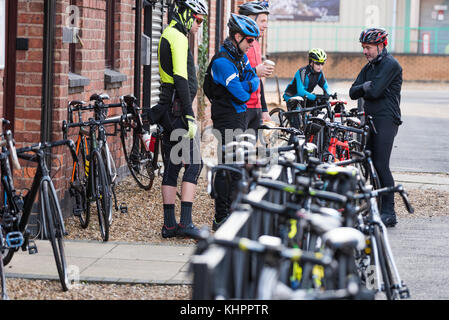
[359,28,388,46]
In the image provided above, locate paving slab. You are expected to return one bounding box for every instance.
[5,240,195,285]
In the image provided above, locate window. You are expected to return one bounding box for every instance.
[105,0,115,69]
[0,0,5,69]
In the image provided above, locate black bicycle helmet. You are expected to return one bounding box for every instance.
[238,1,270,16]
[359,28,388,46]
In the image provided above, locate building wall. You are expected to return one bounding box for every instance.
[9,0,139,221]
[270,51,449,82]
[267,0,402,53]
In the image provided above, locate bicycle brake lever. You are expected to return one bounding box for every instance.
[397,185,414,214]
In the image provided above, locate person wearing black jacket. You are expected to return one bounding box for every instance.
[349,28,403,228]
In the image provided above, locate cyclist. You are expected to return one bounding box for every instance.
[151,0,208,238]
[349,27,403,228]
[238,1,274,134]
[283,48,332,127]
[203,14,260,231]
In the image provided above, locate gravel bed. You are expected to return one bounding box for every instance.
[64,175,215,244]
[5,279,191,300]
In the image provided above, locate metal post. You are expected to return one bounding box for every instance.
[134,0,143,104]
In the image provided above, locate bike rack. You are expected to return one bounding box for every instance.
[190,162,288,299]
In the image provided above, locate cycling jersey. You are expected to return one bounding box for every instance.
[283,65,331,102]
[157,20,196,118]
[209,38,260,121]
[349,48,402,125]
[246,40,262,109]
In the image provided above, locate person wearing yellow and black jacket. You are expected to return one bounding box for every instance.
[150,0,208,239]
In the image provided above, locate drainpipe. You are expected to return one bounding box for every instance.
[391,0,397,52]
[215,0,222,54]
[41,0,55,145]
[134,0,143,104]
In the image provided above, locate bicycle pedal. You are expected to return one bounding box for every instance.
[120,203,128,214]
[27,240,38,255]
[399,284,410,299]
[6,232,24,249]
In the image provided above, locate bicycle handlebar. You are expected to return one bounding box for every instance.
[191,228,331,266]
[351,184,414,213]
[16,139,78,166]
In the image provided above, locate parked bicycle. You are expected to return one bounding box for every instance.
[1,137,78,294]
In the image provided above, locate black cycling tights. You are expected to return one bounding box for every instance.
[366,117,399,215]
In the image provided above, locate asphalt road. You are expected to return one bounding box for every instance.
[266,78,449,173]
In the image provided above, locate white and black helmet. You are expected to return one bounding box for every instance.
[177,0,208,15]
[238,1,269,16]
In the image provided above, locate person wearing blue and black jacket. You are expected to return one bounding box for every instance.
[206,14,260,231]
[283,48,332,104]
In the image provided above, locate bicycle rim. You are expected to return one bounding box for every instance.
[41,180,69,291]
[101,146,114,223]
[121,128,154,190]
[75,144,89,229]
[93,151,110,242]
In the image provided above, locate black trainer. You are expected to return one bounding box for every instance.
[381,214,397,228]
[212,215,229,231]
[176,223,199,238]
[161,225,178,238]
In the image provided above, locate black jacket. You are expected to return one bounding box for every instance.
[349,48,403,125]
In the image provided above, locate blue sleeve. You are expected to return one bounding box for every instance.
[294,70,316,101]
[211,57,258,103]
[240,56,260,93]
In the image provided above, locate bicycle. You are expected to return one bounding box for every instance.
[118,95,160,191]
[352,184,414,300]
[0,122,21,300]
[63,113,124,241]
[1,138,78,293]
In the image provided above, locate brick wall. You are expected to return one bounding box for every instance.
[9,0,139,222]
[269,51,449,82]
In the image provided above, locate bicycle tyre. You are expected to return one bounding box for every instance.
[120,127,154,190]
[74,136,89,229]
[101,144,115,224]
[92,150,111,242]
[41,180,69,291]
[269,107,291,143]
[373,225,393,300]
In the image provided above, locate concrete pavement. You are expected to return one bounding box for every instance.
[5,241,195,285]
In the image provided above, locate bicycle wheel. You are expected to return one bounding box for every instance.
[120,127,155,190]
[373,225,394,300]
[72,136,89,228]
[0,227,9,300]
[92,150,111,242]
[101,144,115,224]
[269,108,291,143]
[40,180,69,291]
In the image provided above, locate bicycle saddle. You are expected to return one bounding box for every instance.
[123,95,137,105]
[68,100,86,107]
[322,227,365,252]
[89,93,110,101]
[306,213,342,235]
